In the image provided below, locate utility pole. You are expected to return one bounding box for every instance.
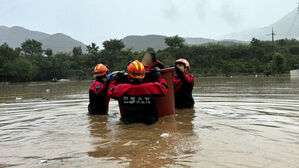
[271,27,275,47]
[267,27,276,52]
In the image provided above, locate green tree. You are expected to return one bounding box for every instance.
[45,48,53,57]
[264,52,287,76]
[102,39,125,54]
[289,45,299,55]
[146,47,155,53]
[0,43,18,63]
[250,38,261,47]
[86,42,99,55]
[49,53,71,79]
[165,35,185,49]
[21,39,43,58]
[156,51,175,66]
[72,46,83,57]
[3,56,37,81]
[277,39,287,49]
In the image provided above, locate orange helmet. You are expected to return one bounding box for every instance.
[94,64,108,76]
[175,58,190,70]
[127,60,145,79]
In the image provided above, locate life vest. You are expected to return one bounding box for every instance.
[174,73,194,93]
[108,77,168,125]
[90,81,105,94]
[88,80,110,115]
[173,73,195,109]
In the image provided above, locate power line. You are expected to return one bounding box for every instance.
[286,2,299,37]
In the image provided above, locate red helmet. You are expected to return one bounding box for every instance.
[175,58,190,70]
[94,64,108,76]
[127,60,145,79]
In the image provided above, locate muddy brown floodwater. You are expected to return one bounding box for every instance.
[0,77,298,168]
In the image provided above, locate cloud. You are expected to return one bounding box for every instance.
[194,0,210,21]
[216,0,243,27]
[162,0,181,20]
[0,0,298,43]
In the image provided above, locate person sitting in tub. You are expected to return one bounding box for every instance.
[173,58,195,109]
[107,60,168,125]
[142,52,165,71]
[88,64,110,115]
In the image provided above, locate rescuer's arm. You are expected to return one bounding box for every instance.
[107,71,125,99]
[148,68,168,96]
[175,66,194,84]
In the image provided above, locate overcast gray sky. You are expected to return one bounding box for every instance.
[0,0,298,45]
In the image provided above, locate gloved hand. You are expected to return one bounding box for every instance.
[114,71,125,81]
[107,72,115,80]
[107,70,125,80]
[150,67,161,79]
[175,66,183,75]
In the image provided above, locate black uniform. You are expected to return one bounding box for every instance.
[88,76,110,115]
[174,67,195,109]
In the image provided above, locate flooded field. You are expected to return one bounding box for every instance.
[0,77,298,168]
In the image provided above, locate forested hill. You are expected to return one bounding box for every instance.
[1,36,299,82]
[0,26,86,53]
[0,26,247,53]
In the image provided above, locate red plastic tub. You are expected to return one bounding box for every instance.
[155,67,175,117]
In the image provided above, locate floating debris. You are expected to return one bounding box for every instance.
[123,141,137,146]
[58,79,71,82]
[160,133,169,138]
[39,159,48,164]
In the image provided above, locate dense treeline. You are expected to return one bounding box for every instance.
[161,36,299,76]
[1,36,299,82]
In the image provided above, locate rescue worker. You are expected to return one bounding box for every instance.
[142,52,165,71]
[173,59,195,109]
[88,64,110,115]
[108,60,168,125]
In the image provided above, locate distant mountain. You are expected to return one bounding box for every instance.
[0,26,250,53]
[0,26,49,47]
[184,37,217,45]
[39,33,86,53]
[0,26,86,53]
[223,8,299,41]
[122,35,247,51]
[185,38,248,46]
